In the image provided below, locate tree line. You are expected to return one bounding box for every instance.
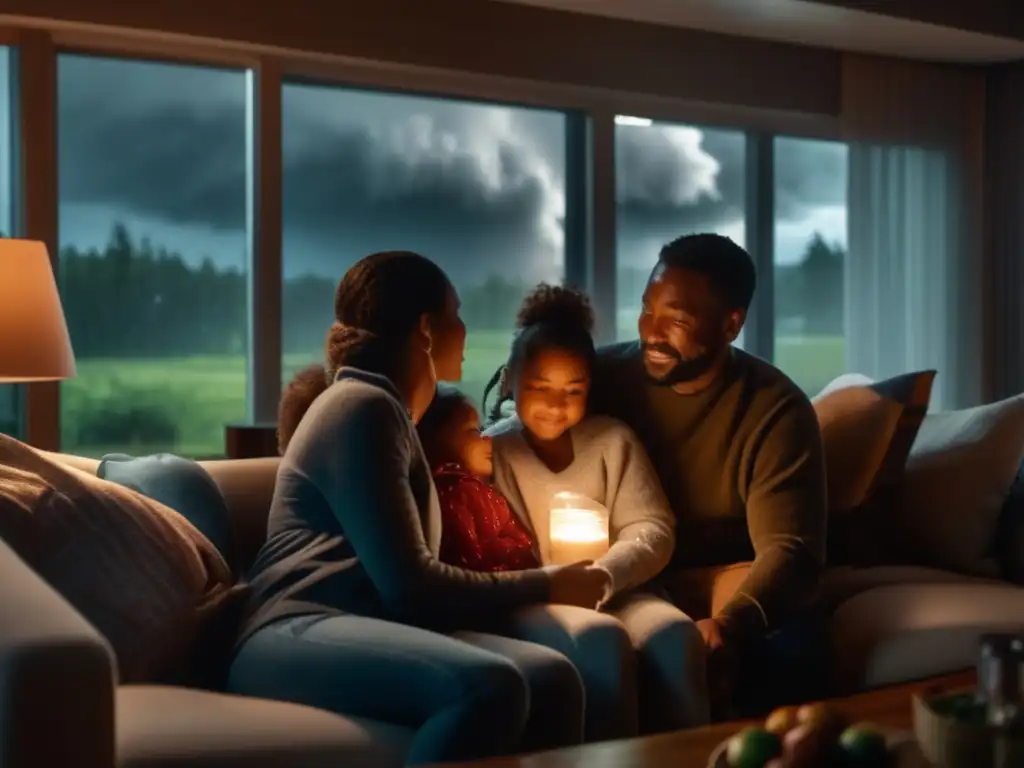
[54,223,846,360]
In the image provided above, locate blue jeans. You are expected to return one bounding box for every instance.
[505,591,708,741]
[227,613,584,765]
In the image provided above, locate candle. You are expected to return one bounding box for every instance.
[548,492,609,565]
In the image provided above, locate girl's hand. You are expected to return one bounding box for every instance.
[548,561,611,609]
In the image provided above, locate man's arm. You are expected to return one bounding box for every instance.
[715,394,827,643]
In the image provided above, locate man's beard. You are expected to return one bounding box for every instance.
[642,343,720,387]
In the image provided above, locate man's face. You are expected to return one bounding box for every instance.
[638,265,744,386]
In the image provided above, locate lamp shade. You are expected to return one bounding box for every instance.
[0,239,76,382]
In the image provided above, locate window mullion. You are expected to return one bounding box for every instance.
[745,130,775,362]
[247,60,283,425]
[589,108,616,346]
[18,30,60,451]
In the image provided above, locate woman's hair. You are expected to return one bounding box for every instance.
[415,383,474,466]
[276,251,451,454]
[482,283,595,424]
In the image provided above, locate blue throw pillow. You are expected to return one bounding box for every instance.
[99,453,237,577]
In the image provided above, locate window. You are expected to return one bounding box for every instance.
[773,137,848,396]
[614,117,746,342]
[57,55,250,457]
[281,83,566,410]
[0,45,22,439]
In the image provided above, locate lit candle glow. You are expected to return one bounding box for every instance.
[548,492,610,565]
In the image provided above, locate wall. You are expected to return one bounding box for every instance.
[0,0,841,116]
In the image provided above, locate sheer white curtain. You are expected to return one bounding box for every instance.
[842,55,985,410]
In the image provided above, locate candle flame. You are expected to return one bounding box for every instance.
[550,507,608,543]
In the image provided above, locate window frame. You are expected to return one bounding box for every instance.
[3,21,845,452]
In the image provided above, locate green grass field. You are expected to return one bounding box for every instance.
[60,332,846,458]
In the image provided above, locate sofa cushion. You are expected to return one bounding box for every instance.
[0,434,235,684]
[995,457,1024,583]
[116,685,410,768]
[812,371,935,514]
[895,394,1024,577]
[829,579,1024,692]
[811,371,935,565]
[198,458,280,573]
[99,453,238,577]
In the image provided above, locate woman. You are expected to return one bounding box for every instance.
[227,251,608,765]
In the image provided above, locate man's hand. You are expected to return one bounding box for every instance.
[697,618,739,716]
[549,562,612,609]
[696,617,727,652]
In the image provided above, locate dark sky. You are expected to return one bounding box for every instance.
[5,52,848,291]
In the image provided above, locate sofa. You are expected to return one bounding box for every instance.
[5,378,1024,766]
[2,451,412,768]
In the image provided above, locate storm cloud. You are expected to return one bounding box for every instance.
[56,54,846,286]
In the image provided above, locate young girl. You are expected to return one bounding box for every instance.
[417,385,539,573]
[482,283,710,735]
[482,283,676,600]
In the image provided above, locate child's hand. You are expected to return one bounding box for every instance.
[548,561,611,609]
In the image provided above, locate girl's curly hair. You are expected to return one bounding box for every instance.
[482,283,595,425]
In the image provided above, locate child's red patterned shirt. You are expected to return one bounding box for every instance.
[433,463,539,572]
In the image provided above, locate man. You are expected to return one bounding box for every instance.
[589,233,827,708]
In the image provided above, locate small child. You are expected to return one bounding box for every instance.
[417,385,540,573]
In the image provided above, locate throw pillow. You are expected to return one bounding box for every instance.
[994,457,1024,583]
[99,453,237,577]
[812,370,936,513]
[895,394,1024,577]
[0,434,236,684]
[812,370,935,565]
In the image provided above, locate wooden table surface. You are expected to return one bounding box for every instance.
[440,671,974,767]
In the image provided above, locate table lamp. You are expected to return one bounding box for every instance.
[0,239,76,383]
[548,490,610,565]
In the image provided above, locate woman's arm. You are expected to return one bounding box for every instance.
[597,421,676,597]
[310,387,555,627]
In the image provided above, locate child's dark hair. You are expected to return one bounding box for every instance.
[482,283,595,424]
[416,383,474,467]
[277,364,329,454]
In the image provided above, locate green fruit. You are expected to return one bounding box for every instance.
[839,724,889,767]
[726,727,784,768]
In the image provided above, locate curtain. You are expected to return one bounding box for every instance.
[842,55,986,410]
[985,62,1024,403]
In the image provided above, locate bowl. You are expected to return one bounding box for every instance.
[707,728,923,767]
[911,686,1024,768]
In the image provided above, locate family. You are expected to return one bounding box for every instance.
[224,233,827,765]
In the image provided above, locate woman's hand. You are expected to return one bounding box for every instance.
[548,561,612,609]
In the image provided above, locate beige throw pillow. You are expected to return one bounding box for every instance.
[0,435,235,683]
[895,394,1024,577]
[812,371,936,514]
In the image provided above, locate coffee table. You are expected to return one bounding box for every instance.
[440,670,974,767]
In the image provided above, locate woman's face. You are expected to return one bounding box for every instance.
[430,283,467,383]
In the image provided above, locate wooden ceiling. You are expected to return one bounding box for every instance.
[493,0,1024,63]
